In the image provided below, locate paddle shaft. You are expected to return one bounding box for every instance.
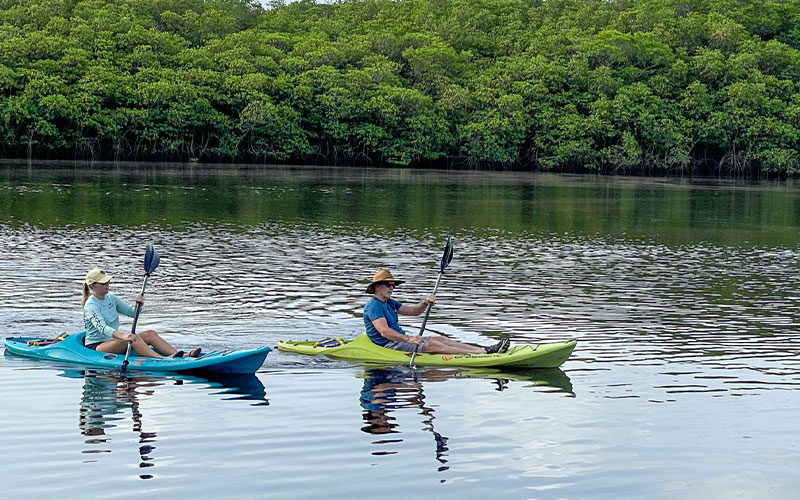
[417,273,443,336]
[409,271,443,366]
[120,275,150,373]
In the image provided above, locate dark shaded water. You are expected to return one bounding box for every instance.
[2,163,800,499]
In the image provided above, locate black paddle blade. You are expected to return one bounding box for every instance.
[440,237,454,272]
[144,243,160,276]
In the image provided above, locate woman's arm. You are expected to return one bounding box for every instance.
[110,330,135,341]
[112,294,137,318]
[85,306,131,340]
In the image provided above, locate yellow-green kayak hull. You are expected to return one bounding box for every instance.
[277,333,576,369]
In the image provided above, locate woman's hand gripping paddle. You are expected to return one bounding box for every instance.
[409,237,454,367]
[120,243,160,375]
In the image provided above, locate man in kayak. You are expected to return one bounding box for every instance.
[364,269,509,354]
[82,268,201,358]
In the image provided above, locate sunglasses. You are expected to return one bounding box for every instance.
[381,282,396,288]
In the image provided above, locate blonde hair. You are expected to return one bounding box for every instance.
[81,283,91,308]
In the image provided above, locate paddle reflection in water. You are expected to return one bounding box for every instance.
[76,370,268,479]
[358,366,573,472]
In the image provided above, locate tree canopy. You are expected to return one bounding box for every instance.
[1,0,799,175]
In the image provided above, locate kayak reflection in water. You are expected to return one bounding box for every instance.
[360,367,449,469]
[363,269,509,354]
[82,268,200,359]
[79,372,159,478]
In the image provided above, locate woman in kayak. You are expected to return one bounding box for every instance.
[82,268,201,358]
[364,269,509,354]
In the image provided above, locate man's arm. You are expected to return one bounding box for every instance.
[371,317,418,343]
[398,294,436,316]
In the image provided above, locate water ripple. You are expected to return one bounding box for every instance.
[2,223,800,397]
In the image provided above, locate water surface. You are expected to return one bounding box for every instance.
[2,163,800,499]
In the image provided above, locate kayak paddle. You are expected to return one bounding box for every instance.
[409,237,454,367]
[121,243,160,374]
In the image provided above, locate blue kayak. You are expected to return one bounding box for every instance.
[4,332,271,374]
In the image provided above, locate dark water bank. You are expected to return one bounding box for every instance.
[3,156,787,180]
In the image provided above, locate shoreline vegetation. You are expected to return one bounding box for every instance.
[0,0,798,177]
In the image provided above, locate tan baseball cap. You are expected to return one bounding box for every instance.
[85,269,112,285]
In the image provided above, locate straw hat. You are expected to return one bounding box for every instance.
[85,268,112,285]
[365,269,405,294]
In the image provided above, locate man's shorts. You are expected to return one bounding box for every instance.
[384,335,431,353]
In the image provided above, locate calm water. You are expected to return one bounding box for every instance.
[2,163,800,499]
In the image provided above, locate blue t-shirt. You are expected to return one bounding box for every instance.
[363,297,404,346]
[84,293,136,344]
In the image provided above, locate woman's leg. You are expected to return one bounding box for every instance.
[95,338,129,354]
[138,330,201,358]
[136,330,180,356]
[96,336,165,358]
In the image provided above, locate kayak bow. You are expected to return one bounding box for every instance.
[4,332,270,374]
[277,333,576,369]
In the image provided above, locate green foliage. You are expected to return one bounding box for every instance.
[0,0,799,175]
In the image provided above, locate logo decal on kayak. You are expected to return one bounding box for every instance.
[441,355,453,361]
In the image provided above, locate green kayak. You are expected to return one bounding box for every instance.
[277,333,576,369]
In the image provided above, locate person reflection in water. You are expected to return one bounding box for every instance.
[79,372,158,479]
[364,269,509,354]
[360,368,449,469]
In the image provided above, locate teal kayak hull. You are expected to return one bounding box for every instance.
[4,331,270,374]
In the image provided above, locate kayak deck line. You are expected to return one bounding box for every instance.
[4,331,271,375]
[277,333,576,369]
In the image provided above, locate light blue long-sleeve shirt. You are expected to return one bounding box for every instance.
[84,293,136,344]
